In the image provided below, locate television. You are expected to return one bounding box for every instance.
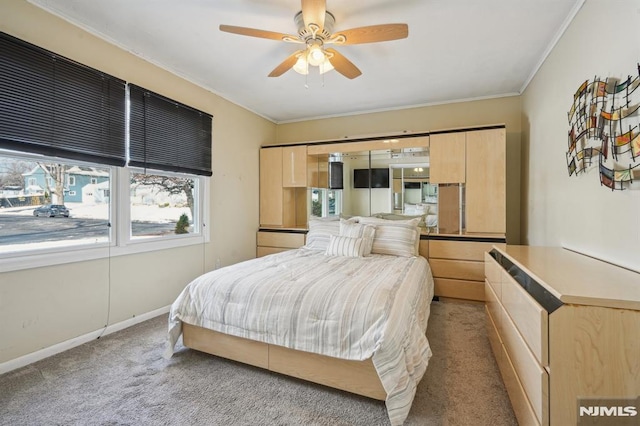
[404,181,421,189]
[353,168,389,189]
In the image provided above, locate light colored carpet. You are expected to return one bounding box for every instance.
[0,300,517,425]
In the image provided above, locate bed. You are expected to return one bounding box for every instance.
[165,217,434,425]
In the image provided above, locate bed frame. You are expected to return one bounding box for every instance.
[182,322,387,400]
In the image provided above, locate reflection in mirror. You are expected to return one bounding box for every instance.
[308,144,432,223]
[310,188,342,217]
[390,164,437,231]
[339,150,370,217]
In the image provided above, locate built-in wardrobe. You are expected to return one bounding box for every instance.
[257,124,507,302]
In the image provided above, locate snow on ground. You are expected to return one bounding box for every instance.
[0,202,191,222]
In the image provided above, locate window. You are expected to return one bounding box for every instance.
[311,188,342,218]
[0,150,206,259]
[0,32,210,268]
[130,170,199,239]
[0,152,111,254]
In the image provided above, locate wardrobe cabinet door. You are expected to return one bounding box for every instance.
[260,147,284,226]
[429,132,466,184]
[282,145,307,187]
[466,128,506,234]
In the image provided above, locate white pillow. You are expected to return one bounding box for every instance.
[309,215,340,221]
[404,203,428,215]
[305,219,340,251]
[325,235,367,257]
[339,219,376,256]
[356,216,421,257]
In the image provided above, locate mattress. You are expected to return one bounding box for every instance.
[166,248,434,425]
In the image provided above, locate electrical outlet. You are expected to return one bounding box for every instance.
[215,258,221,269]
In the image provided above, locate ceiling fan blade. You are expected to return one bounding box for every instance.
[219,25,298,42]
[268,51,303,77]
[301,0,326,33]
[332,24,408,45]
[325,48,361,79]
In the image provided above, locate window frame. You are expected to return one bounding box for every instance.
[0,150,209,273]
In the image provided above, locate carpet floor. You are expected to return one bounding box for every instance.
[0,300,517,425]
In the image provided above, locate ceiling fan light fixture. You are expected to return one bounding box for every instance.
[293,55,309,75]
[293,43,334,75]
[307,44,325,66]
[319,57,334,74]
[220,1,406,80]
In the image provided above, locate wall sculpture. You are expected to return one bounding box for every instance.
[567,64,640,190]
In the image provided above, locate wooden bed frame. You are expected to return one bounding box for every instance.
[182,322,387,400]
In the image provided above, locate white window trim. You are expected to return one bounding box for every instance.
[0,153,210,273]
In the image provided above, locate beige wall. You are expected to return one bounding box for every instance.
[521,0,640,271]
[0,0,275,363]
[275,96,523,244]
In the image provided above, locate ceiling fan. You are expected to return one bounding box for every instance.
[219,0,408,79]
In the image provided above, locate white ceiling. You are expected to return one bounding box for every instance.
[28,0,583,123]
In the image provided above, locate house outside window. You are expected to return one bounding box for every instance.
[0,153,111,254]
[0,152,206,257]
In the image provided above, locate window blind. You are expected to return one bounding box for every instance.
[0,32,126,166]
[129,84,212,176]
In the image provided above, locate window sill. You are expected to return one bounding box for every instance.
[0,234,205,273]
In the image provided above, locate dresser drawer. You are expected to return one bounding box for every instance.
[434,278,484,301]
[430,258,485,281]
[257,231,305,249]
[429,240,500,261]
[486,307,541,426]
[500,303,549,425]
[256,246,291,257]
[484,252,502,298]
[485,280,502,330]
[501,270,549,366]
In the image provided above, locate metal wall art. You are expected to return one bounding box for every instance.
[567,64,640,190]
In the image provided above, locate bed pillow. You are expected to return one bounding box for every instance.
[325,235,367,257]
[309,215,340,221]
[356,216,421,257]
[373,212,427,229]
[339,219,376,256]
[305,218,341,251]
[404,203,429,215]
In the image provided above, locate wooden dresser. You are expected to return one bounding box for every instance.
[256,230,306,257]
[485,245,640,425]
[429,236,505,301]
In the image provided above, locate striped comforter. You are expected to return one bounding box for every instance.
[165,248,434,425]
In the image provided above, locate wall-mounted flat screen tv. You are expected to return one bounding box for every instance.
[353,168,390,188]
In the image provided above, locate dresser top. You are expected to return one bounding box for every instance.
[496,245,640,311]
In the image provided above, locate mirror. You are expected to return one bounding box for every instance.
[308,144,435,230]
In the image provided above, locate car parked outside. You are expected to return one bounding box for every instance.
[33,204,70,217]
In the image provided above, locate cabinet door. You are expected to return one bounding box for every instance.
[466,128,506,234]
[282,145,307,187]
[429,132,466,183]
[307,154,328,188]
[260,147,283,226]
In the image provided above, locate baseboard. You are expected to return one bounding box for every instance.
[0,305,170,375]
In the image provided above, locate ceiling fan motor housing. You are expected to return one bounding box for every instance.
[294,10,335,41]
